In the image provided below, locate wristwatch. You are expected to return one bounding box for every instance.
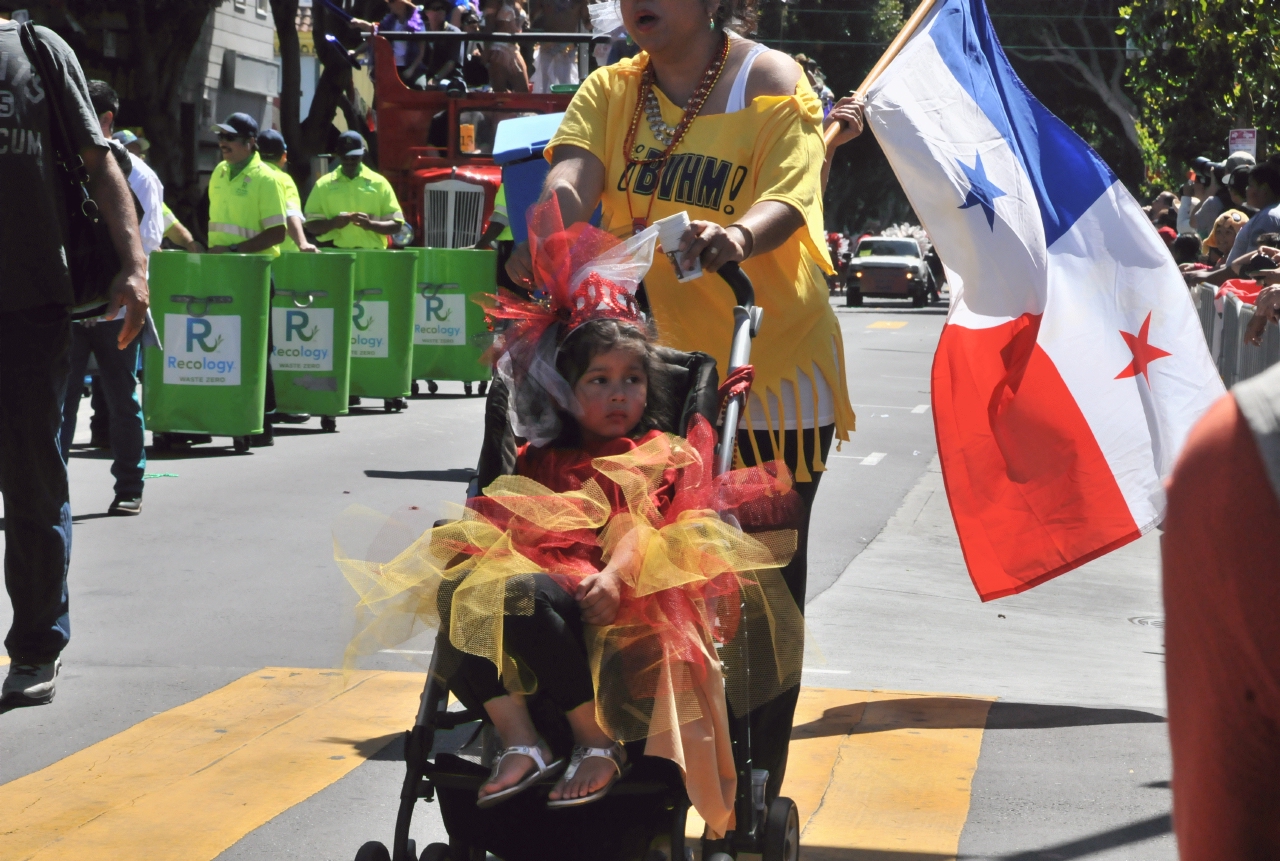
[228,243,241,253]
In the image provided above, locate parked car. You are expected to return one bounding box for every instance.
[845,237,936,307]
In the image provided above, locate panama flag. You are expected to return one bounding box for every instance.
[863,0,1225,600]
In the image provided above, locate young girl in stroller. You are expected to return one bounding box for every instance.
[338,201,803,838]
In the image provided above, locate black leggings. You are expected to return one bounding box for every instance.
[734,424,835,803]
[438,574,595,716]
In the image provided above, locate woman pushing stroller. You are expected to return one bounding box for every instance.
[337,199,804,837]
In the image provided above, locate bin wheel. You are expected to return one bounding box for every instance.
[464,383,473,396]
[762,797,800,861]
[321,416,338,432]
[354,841,390,861]
[232,436,251,454]
[152,432,173,452]
[478,381,488,396]
[411,381,420,397]
[427,380,439,395]
[419,844,449,861]
[384,398,407,412]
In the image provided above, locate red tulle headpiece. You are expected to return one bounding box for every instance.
[478,198,659,445]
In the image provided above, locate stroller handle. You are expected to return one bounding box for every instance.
[716,261,755,309]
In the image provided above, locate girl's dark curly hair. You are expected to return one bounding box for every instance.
[712,0,760,36]
[552,319,675,447]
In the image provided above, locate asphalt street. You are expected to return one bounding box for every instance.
[0,293,1174,860]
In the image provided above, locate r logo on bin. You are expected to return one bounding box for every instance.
[352,303,375,332]
[285,310,320,343]
[186,318,223,353]
[425,295,452,322]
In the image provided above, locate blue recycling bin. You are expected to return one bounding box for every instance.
[493,113,566,245]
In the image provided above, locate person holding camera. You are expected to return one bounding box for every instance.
[1181,152,1254,238]
[0,13,148,709]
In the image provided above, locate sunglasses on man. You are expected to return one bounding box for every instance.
[217,132,249,143]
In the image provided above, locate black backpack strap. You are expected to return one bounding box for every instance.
[17,23,98,220]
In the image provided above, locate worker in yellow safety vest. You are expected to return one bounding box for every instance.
[257,129,317,253]
[207,113,288,257]
[207,112,296,445]
[304,132,404,249]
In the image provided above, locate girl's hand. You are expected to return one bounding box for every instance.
[576,571,622,626]
[824,96,865,148]
[506,242,535,288]
[679,221,751,273]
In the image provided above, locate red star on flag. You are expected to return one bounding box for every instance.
[1115,312,1172,381]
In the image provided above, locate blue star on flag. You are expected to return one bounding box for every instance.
[957,153,1006,230]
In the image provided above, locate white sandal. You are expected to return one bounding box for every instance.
[476,742,565,809]
[546,742,628,808]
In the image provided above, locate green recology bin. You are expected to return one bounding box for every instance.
[144,252,273,453]
[270,251,356,429]
[411,248,496,396]
[346,249,418,410]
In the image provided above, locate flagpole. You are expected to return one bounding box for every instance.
[823,0,939,147]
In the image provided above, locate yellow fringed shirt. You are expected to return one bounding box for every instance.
[546,53,855,480]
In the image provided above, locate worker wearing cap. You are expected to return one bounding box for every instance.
[207,113,288,256]
[257,129,317,253]
[208,112,292,445]
[304,132,404,249]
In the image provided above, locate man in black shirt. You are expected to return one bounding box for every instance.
[0,13,148,709]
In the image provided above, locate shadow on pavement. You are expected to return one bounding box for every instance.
[791,699,1164,739]
[365,468,475,483]
[793,813,1172,860]
[319,731,403,760]
[960,813,1173,860]
[984,702,1166,729]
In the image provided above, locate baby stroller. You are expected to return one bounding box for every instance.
[353,264,801,861]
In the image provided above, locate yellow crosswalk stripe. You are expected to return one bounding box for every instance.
[867,321,909,329]
[0,656,8,667]
[0,667,423,861]
[688,688,992,859]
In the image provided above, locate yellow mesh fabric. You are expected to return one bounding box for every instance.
[334,432,803,768]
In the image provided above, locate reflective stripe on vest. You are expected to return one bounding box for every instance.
[209,222,258,239]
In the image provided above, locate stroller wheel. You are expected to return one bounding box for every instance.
[419,844,449,861]
[762,796,800,861]
[353,841,390,861]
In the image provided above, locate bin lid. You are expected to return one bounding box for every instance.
[493,112,567,166]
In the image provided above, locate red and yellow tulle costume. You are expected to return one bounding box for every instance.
[335,201,804,836]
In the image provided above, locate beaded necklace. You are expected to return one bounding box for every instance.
[623,32,732,233]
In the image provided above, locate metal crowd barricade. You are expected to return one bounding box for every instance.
[1236,302,1280,383]
[1220,294,1244,387]
[1195,284,1216,347]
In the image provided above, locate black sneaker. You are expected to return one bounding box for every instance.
[249,430,275,447]
[269,412,311,424]
[108,494,142,516]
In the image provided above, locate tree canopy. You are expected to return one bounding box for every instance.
[1119,0,1279,190]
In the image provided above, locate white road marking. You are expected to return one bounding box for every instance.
[861,452,887,466]
[912,404,931,414]
[379,649,434,656]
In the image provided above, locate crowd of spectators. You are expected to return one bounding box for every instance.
[1147,150,1280,345]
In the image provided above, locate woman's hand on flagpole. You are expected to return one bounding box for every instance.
[824,96,866,149]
